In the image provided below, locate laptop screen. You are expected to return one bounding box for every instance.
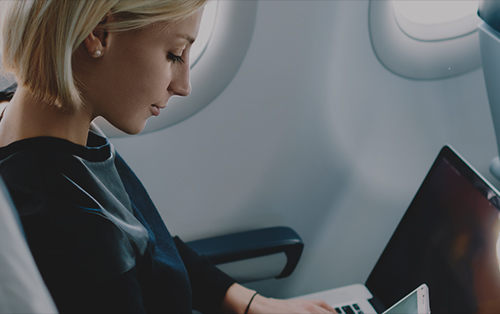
[366,146,500,314]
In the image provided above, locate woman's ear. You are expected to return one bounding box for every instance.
[83,14,112,58]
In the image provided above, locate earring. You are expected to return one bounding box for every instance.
[92,50,102,58]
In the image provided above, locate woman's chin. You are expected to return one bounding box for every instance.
[112,121,147,136]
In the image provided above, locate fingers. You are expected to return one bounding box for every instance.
[249,296,336,314]
[295,299,336,313]
[311,299,337,312]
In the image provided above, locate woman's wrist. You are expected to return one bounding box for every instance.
[242,293,270,314]
[221,283,336,314]
[244,291,259,314]
[221,283,259,314]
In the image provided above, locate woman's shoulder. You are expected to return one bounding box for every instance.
[0,149,59,210]
[0,146,98,212]
[0,133,114,203]
[0,148,146,282]
[0,131,112,162]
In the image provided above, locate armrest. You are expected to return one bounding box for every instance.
[186,226,303,281]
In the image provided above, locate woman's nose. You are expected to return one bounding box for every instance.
[168,63,191,97]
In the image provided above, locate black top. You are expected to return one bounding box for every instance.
[0,88,235,313]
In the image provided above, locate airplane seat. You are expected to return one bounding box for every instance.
[185,226,304,283]
[0,177,58,313]
[478,0,500,181]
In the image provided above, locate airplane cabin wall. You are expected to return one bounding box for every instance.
[0,0,497,300]
[111,0,498,298]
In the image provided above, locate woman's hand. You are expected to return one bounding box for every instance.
[222,283,336,314]
[249,295,336,314]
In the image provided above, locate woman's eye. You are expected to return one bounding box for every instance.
[167,52,185,64]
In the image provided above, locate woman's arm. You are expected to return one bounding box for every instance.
[172,236,236,312]
[173,235,335,313]
[222,283,336,314]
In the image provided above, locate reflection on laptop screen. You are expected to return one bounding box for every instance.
[382,290,418,314]
[366,147,500,314]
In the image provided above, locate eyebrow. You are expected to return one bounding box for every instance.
[179,34,195,45]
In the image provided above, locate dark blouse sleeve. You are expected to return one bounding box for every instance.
[0,152,148,313]
[173,236,236,313]
[114,152,236,313]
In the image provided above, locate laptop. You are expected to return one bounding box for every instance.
[300,145,500,314]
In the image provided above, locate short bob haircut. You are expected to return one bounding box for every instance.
[0,0,207,112]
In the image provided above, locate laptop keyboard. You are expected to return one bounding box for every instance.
[335,303,364,314]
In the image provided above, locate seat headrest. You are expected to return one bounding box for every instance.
[478,0,500,34]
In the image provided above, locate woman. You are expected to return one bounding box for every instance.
[0,1,335,313]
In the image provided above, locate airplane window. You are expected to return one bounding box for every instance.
[369,0,481,80]
[190,0,218,68]
[1,0,258,136]
[392,1,480,41]
[95,0,258,137]
[0,1,257,137]
[394,1,478,25]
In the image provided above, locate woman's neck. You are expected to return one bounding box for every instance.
[0,86,93,147]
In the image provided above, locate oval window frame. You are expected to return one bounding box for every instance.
[392,1,480,42]
[369,0,482,80]
[96,0,258,137]
[189,0,219,69]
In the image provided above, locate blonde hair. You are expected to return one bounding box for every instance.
[0,0,207,112]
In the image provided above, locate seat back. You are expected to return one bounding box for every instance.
[479,1,500,158]
[0,178,58,313]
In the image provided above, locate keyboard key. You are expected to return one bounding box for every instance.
[335,308,342,314]
[353,303,360,310]
[359,312,364,314]
[342,305,355,314]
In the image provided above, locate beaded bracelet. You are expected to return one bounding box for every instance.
[244,291,259,314]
